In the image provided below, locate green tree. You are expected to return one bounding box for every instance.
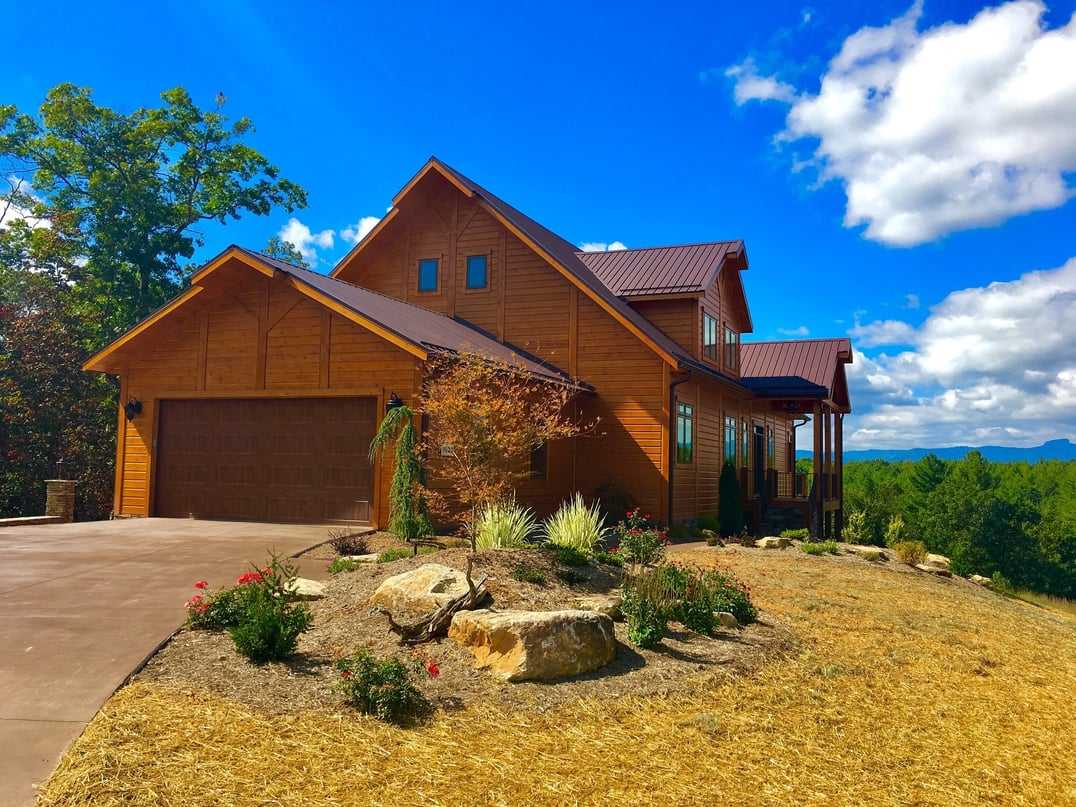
[1,84,307,339]
[718,460,744,537]
[368,404,433,544]
[263,236,309,268]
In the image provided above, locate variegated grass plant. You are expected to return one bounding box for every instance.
[542,493,607,553]
[472,498,538,549]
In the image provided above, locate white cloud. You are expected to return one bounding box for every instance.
[725,57,798,104]
[277,217,334,266]
[846,257,1076,448]
[904,294,920,309]
[579,241,628,252]
[0,175,48,230]
[340,215,382,246]
[731,1,1076,246]
[777,325,809,336]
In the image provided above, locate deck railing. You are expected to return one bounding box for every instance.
[741,469,839,501]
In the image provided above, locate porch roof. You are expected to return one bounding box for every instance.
[741,338,853,412]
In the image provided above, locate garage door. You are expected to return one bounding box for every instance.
[154,397,377,524]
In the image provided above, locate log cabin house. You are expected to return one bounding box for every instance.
[84,158,852,537]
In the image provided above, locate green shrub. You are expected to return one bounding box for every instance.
[333,646,438,724]
[615,507,669,566]
[549,544,590,567]
[801,540,840,555]
[718,460,744,537]
[223,557,313,664]
[509,566,546,585]
[473,498,537,549]
[780,527,810,541]
[590,547,624,567]
[858,549,883,562]
[327,557,364,574]
[991,571,1015,595]
[378,548,412,563]
[883,514,907,547]
[843,509,869,545]
[702,529,722,547]
[327,527,370,556]
[696,515,721,534]
[556,568,589,586]
[621,567,673,648]
[542,493,607,553]
[185,581,250,630]
[893,540,927,566]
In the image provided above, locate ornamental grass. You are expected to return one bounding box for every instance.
[37,547,1076,806]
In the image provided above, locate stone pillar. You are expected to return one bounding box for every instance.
[45,479,76,523]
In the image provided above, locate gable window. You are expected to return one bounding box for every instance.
[418,258,439,292]
[676,402,694,463]
[529,441,548,480]
[703,313,718,361]
[724,325,739,371]
[466,255,488,289]
[724,416,737,463]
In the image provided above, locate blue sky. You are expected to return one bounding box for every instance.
[4,0,1075,451]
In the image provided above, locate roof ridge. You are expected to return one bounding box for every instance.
[574,239,743,255]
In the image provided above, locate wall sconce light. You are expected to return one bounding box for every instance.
[385,392,404,412]
[783,401,800,413]
[124,397,143,422]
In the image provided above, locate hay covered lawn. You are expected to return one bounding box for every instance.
[37,546,1076,806]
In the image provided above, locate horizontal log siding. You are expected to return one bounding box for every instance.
[630,298,698,357]
[265,296,323,389]
[574,295,666,519]
[453,205,501,336]
[205,298,258,390]
[503,234,570,365]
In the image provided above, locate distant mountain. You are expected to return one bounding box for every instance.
[798,438,1076,463]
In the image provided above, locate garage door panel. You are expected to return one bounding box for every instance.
[155,397,376,524]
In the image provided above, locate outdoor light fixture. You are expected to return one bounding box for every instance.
[124,397,143,422]
[385,392,404,412]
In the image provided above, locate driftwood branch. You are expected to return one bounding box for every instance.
[371,557,489,645]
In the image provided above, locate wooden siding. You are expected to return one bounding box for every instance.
[629,298,698,357]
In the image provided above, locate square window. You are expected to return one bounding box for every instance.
[466,255,488,289]
[418,258,439,292]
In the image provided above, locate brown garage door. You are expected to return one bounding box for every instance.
[154,397,376,524]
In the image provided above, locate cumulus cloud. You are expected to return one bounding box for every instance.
[777,325,810,336]
[0,175,48,230]
[729,0,1076,246]
[846,257,1076,448]
[579,241,628,252]
[904,294,920,309]
[277,218,334,266]
[341,215,382,246]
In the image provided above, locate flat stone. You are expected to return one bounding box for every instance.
[755,536,790,549]
[285,577,327,600]
[847,545,886,560]
[449,609,616,682]
[716,611,739,629]
[368,563,471,614]
[575,593,623,619]
[345,553,379,563]
[923,553,951,571]
[916,564,953,578]
[969,574,994,588]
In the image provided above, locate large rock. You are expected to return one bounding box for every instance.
[575,593,623,619]
[916,563,953,578]
[285,577,327,600]
[755,536,790,550]
[969,574,994,588]
[368,563,471,613]
[923,553,951,571]
[449,609,616,682]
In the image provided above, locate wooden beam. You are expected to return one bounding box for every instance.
[254,277,269,390]
[497,228,508,341]
[112,375,128,516]
[835,412,844,541]
[447,192,458,317]
[813,402,823,538]
[319,309,331,388]
[568,286,578,378]
[195,311,208,392]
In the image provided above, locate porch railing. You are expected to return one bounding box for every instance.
[740,469,839,501]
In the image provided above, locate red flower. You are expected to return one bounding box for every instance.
[644,514,651,521]
[194,580,208,589]
[236,571,263,586]
[341,669,353,679]
[425,658,440,679]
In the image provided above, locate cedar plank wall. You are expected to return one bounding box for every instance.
[629,298,698,357]
[336,181,669,519]
[115,272,419,524]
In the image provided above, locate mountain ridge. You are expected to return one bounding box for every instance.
[798,438,1076,463]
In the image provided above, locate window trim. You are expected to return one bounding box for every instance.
[724,324,739,372]
[465,254,489,290]
[417,258,439,293]
[676,401,694,464]
[703,312,718,361]
[724,415,737,464]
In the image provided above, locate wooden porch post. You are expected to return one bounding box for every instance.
[835,412,844,541]
[823,404,833,539]
[812,402,823,539]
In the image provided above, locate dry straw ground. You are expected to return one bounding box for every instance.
[37,542,1076,806]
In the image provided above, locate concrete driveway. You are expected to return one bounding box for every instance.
[0,518,331,806]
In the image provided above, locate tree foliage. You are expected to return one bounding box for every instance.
[368,404,433,543]
[1,84,307,338]
[421,353,596,527]
[718,460,744,537]
[263,236,308,268]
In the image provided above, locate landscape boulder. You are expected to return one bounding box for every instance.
[449,609,616,682]
[915,564,953,578]
[755,536,790,550]
[285,577,327,600]
[716,611,739,629]
[345,553,380,563]
[575,593,623,619]
[923,553,951,572]
[368,563,471,614]
[969,574,994,589]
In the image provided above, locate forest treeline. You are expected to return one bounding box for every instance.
[840,452,1076,598]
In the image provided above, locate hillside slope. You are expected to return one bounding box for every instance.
[38,545,1076,806]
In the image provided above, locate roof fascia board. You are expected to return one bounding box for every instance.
[83,285,206,372]
[625,291,704,302]
[327,207,401,278]
[190,247,274,285]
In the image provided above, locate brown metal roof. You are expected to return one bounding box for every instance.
[235,248,583,387]
[741,338,853,410]
[575,241,744,296]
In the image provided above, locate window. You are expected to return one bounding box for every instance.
[466,255,488,289]
[703,313,718,361]
[767,427,775,469]
[418,258,439,292]
[529,441,548,480]
[742,421,750,467]
[724,325,739,371]
[724,416,737,463]
[676,402,693,463]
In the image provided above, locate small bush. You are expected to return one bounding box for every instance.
[718,460,744,537]
[780,527,810,541]
[615,507,669,566]
[893,540,927,566]
[328,527,370,556]
[543,493,607,553]
[843,509,869,545]
[334,646,438,724]
[473,498,538,549]
[991,571,1015,595]
[556,568,589,586]
[591,547,624,567]
[417,545,439,556]
[185,582,250,630]
[327,557,364,574]
[701,529,722,546]
[801,540,840,556]
[696,515,721,534]
[378,548,412,563]
[858,549,883,562]
[225,556,313,664]
[592,481,635,528]
[621,567,672,648]
[549,544,590,567]
[509,566,546,585]
[884,514,907,547]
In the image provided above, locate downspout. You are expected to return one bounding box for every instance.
[791,414,809,495]
[668,369,692,523]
